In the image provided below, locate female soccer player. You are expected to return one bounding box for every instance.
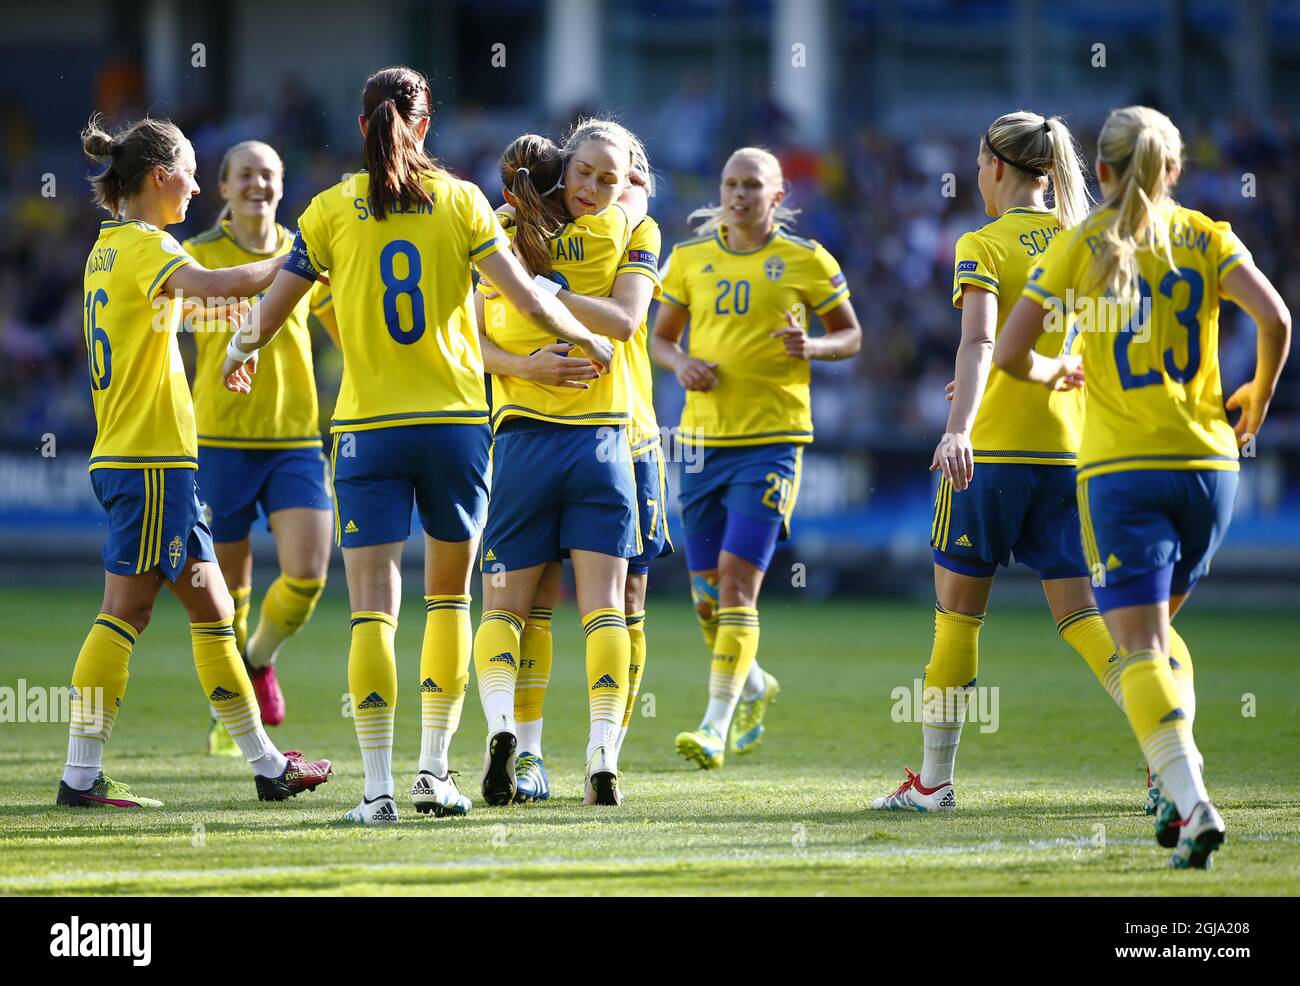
[63,115,332,808]
[995,106,1291,868]
[652,147,862,769]
[183,141,335,755]
[472,120,649,807]
[477,122,665,803]
[869,112,1126,813]
[221,67,610,825]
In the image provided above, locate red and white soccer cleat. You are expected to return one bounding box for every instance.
[869,767,956,812]
[254,750,331,801]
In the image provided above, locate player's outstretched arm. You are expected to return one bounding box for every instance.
[219,268,315,390]
[163,255,282,306]
[555,270,655,342]
[1222,261,1293,442]
[477,246,614,368]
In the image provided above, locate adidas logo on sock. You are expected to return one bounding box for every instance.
[209,686,239,702]
[1160,707,1186,723]
[344,520,359,534]
[420,677,442,693]
[489,652,516,667]
[357,691,389,709]
[955,533,972,547]
[591,674,618,689]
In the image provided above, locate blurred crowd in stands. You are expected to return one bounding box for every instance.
[3,75,1297,453]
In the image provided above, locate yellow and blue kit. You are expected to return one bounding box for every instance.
[284,169,503,547]
[658,225,850,571]
[933,206,1088,579]
[478,204,643,572]
[82,219,215,580]
[1022,202,1248,607]
[184,221,332,542]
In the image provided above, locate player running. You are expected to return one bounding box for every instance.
[995,105,1291,868]
[62,115,331,809]
[652,147,862,769]
[183,141,336,756]
[870,112,1128,812]
[221,67,609,825]
[472,120,647,807]
[476,122,666,803]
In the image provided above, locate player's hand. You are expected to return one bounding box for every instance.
[944,379,956,402]
[1226,378,1272,444]
[931,431,975,491]
[771,311,818,360]
[1046,353,1084,392]
[676,357,719,392]
[222,350,257,394]
[526,343,600,389]
[578,334,614,370]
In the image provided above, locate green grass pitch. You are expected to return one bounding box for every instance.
[0,586,1296,896]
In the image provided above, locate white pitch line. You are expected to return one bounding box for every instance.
[2,834,1296,891]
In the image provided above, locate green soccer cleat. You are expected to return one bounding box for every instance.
[675,723,725,770]
[57,773,163,809]
[1169,801,1225,870]
[207,718,242,758]
[729,672,780,755]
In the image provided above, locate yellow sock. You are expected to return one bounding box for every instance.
[515,607,553,754]
[703,607,760,734]
[474,609,524,734]
[1167,625,1196,724]
[69,615,136,747]
[193,618,273,763]
[583,608,630,756]
[919,604,983,789]
[1057,606,1123,708]
[1118,648,1198,772]
[623,611,647,732]
[350,611,398,799]
[418,594,471,774]
[691,575,719,650]
[246,575,325,668]
[231,586,252,654]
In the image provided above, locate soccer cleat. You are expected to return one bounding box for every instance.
[247,662,285,726]
[675,723,725,770]
[56,773,163,809]
[730,672,781,755]
[513,752,551,803]
[584,746,621,806]
[1145,768,1162,816]
[869,767,956,812]
[480,731,517,806]
[342,795,399,825]
[1170,801,1225,869]
[207,717,242,758]
[254,750,332,801]
[410,770,471,816]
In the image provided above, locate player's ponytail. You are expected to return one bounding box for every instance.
[360,66,442,221]
[81,113,187,218]
[688,147,801,236]
[499,134,567,277]
[1091,105,1183,299]
[983,112,1091,230]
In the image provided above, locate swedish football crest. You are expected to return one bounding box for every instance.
[168,535,183,567]
[764,256,785,282]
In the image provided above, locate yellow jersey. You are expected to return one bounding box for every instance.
[293,169,504,433]
[82,219,197,471]
[183,221,331,449]
[482,204,634,431]
[1023,202,1249,480]
[952,206,1083,465]
[659,225,850,447]
[619,217,663,451]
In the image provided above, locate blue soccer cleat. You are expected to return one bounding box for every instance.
[513,752,550,803]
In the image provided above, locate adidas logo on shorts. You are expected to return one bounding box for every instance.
[344,520,359,534]
[955,533,973,547]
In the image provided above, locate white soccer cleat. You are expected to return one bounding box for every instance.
[411,770,472,817]
[341,794,399,825]
[1170,801,1226,870]
[584,745,621,806]
[869,767,956,812]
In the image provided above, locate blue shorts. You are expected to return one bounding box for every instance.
[91,467,216,582]
[678,443,802,572]
[482,420,640,572]
[1079,469,1238,611]
[330,424,490,548]
[628,444,674,576]
[197,445,331,543]
[931,463,1088,580]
